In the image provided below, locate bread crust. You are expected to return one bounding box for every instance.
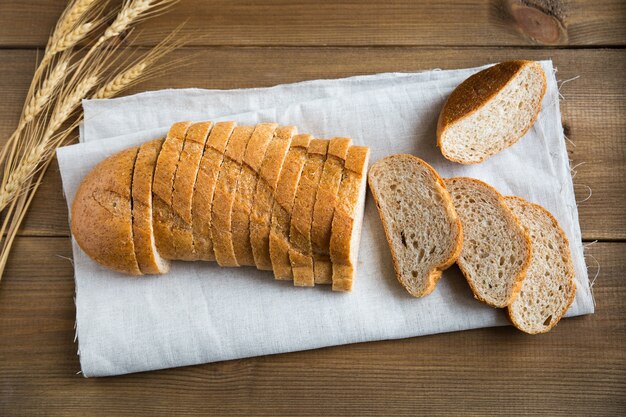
[192,121,236,261]
[445,177,532,307]
[132,139,169,274]
[311,137,352,284]
[504,196,577,334]
[330,145,370,291]
[211,125,255,267]
[437,60,547,164]
[269,134,312,280]
[153,121,192,259]
[171,121,213,260]
[231,123,278,266]
[250,125,297,270]
[71,147,142,275]
[289,139,329,287]
[368,154,463,297]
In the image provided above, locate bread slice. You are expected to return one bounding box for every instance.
[231,123,278,266]
[211,125,255,267]
[368,155,463,297]
[437,60,547,164]
[192,121,236,261]
[171,121,213,260]
[269,134,313,280]
[71,147,141,275]
[153,121,192,260]
[132,139,170,274]
[311,137,352,284]
[505,197,576,334]
[250,125,297,270]
[330,146,370,292]
[289,139,329,287]
[445,177,532,307]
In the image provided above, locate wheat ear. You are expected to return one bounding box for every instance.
[19,59,69,129]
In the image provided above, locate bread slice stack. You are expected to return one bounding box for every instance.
[70,121,369,291]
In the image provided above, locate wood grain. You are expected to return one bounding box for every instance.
[0,238,623,416]
[0,0,625,47]
[1,47,624,240]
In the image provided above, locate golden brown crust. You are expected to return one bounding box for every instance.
[367,154,463,297]
[211,125,255,267]
[132,139,169,274]
[290,139,329,287]
[250,125,296,270]
[269,134,312,280]
[171,121,213,260]
[152,121,192,260]
[504,196,577,334]
[231,123,278,266]
[330,145,370,292]
[71,147,142,275]
[436,60,547,165]
[311,137,352,284]
[445,177,532,307]
[192,121,236,261]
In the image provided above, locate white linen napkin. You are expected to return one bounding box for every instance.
[57,60,593,377]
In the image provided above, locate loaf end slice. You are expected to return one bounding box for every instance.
[445,177,532,307]
[71,147,142,275]
[437,60,547,164]
[132,139,170,274]
[368,155,463,297]
[505,197,576,334]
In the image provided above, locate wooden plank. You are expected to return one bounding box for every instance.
[0,0,625,47]
[0,237,623,415]
[1,47,624,240]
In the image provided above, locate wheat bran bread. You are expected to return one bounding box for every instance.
[250,125,297,270]
[289,139,329,287]
[71,147,142,275]
[192,121,236,261]
[330,146,370,292]
[445,177,532,307]
[231,123,278,266]
[211,125,255,267]
[437,60,547,164]
[368,155,463,297]
[153,121,192,260]
[269,134,312,280]
[131,139,170,274]
[171,121,213,260]
[310,137,352,284]
[505,196,576,334]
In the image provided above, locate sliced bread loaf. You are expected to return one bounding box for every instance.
[132,139,170,274]
[211,125,255,267]
[289,139,329,287]
[171,121,213,260]
[250,125,297,270]
[192,121,236,261]
[269,134,312,280]
[505,196,576,334]
[330,146,370,292]
[437,60,547,164]
[71,147,141,275]
[368,155,463,297]
[311,137,352,284]
[231,123,278,266]
[153,121,192,260]
[445,177,532,307]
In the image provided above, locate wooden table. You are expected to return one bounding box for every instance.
[1,1,624,415]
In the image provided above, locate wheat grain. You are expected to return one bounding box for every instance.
[0,143,48,211]
[93,62,147,99]
[97,0,175,46]
[48,75,99,134]
[47,22,95,56]
[20,60,69,128]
